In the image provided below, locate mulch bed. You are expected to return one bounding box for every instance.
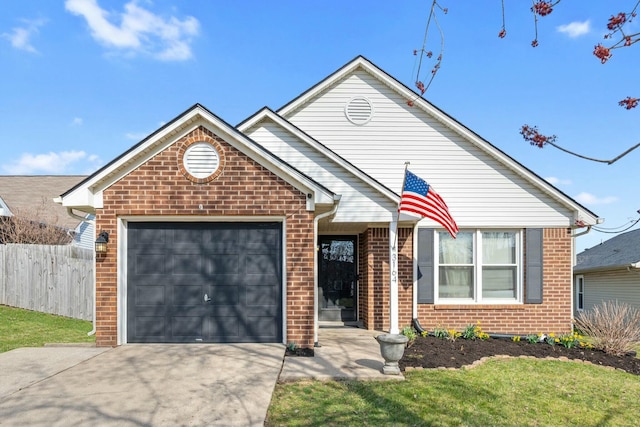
[400,335,640,375]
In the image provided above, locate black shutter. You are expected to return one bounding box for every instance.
[417,228,434,304]
[525,228,543,304]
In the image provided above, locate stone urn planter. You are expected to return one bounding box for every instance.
[376,333,409,375]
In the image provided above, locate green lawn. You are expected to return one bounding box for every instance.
[267,358,640,427]
[0,305,95,353]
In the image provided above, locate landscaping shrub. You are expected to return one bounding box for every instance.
[574,300,640,356]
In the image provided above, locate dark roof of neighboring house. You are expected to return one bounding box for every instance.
[0,175,88,230]
[575,228,640,273]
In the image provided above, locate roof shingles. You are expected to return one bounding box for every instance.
[575,228,640,272]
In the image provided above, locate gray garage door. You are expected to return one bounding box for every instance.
[127,222,282,343]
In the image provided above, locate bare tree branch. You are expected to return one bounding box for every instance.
[545,141,640,165]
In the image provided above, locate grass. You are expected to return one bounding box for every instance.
[267,358,640,427]
[0,305,95,353]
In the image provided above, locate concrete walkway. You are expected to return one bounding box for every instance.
[279,326,404,382]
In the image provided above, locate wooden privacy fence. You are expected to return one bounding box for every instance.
[0,244,93,320]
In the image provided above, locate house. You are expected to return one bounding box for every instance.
[574,228,640,315]
[56,56,599,348]
[0,175,93,248]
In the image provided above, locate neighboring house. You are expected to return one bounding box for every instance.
[56,56,599,348]
[0,175,94,248]
[574,229,640,315]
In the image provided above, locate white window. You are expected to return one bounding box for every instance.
[575,275,584,311]
[436,230,522,303]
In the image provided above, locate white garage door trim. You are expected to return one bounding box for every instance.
[117,216,288,345]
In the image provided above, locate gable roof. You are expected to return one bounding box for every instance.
[238,107,399,203]
[575,228,640,272]
[57,104,335,212]
[277,55,600,226]
[0,175,87,230]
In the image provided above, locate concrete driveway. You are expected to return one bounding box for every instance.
[0,343,285,427]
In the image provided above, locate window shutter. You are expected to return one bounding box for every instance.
[525,228,543,304]
[417,228,434,304]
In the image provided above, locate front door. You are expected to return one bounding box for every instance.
[318,236,357,322]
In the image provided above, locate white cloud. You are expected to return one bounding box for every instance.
[574,192,617,205]
[71,117,83,126]
[1,18,47,53]
[65,0,199,61]
[2,151,102,174]
[557,20,591,38]
[545,176,572,186]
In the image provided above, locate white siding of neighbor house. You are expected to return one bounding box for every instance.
[245,120,396,223]
[72,214,95,250]
[283,69,574,228]
[580,270,640,313]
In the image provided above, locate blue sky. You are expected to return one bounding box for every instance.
[1,1,638,252]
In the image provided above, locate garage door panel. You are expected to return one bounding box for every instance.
[208,316,240,338]
[246,285,277,306]
[172,285,204,306]
[245,228,278,245]
[134,316,166,338]
[130,227,169,247]
[127,222,282,343]
[136,285,165,306]
[246,254,279,275]
[246,316,278,339]
[170,254,203,275]
[133,254,167,275]
[208,285,239,305]
[172,316,204,338]
[207,255,240,275]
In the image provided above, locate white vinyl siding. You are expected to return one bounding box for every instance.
[244,121,396,223]
[284,70,574,228]
[580,270,640,313]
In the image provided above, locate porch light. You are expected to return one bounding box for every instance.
[95,231,109,254]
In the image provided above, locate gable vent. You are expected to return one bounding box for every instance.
[183,142,220,179]
[345,96,374,125]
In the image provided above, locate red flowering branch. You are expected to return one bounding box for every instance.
[619,97,639,110]
[498,0,561,42]
[595,1,640,63]
[409,0,447,104]
[521,125,640,165]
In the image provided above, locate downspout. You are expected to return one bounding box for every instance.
[572,225,592,238]
[66,207,97,337]
[627,262,640,275]
[313,194,342,347]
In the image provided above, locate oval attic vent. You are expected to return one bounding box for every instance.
[345,96,373,125]
[183,142,220,179]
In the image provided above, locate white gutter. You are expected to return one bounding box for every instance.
[313,194,342,346]
[65,207,97,337]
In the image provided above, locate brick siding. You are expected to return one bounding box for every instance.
[360,227,573,335]
[94,126,315,347]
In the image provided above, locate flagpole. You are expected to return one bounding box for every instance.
[389,161,410,335]
[394,161,410,248]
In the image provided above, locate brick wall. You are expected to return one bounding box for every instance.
[415,228,573,334]
[94,126,315,347]
[358,227,413,332]
[359,227,573,335]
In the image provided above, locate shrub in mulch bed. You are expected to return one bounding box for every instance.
[400,335,640,375]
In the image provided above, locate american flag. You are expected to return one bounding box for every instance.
[399,170,459,238]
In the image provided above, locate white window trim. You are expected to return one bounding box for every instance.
[434,229,523,305]
[575,275,585,312]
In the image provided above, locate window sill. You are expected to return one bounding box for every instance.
[434,304,525,311]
